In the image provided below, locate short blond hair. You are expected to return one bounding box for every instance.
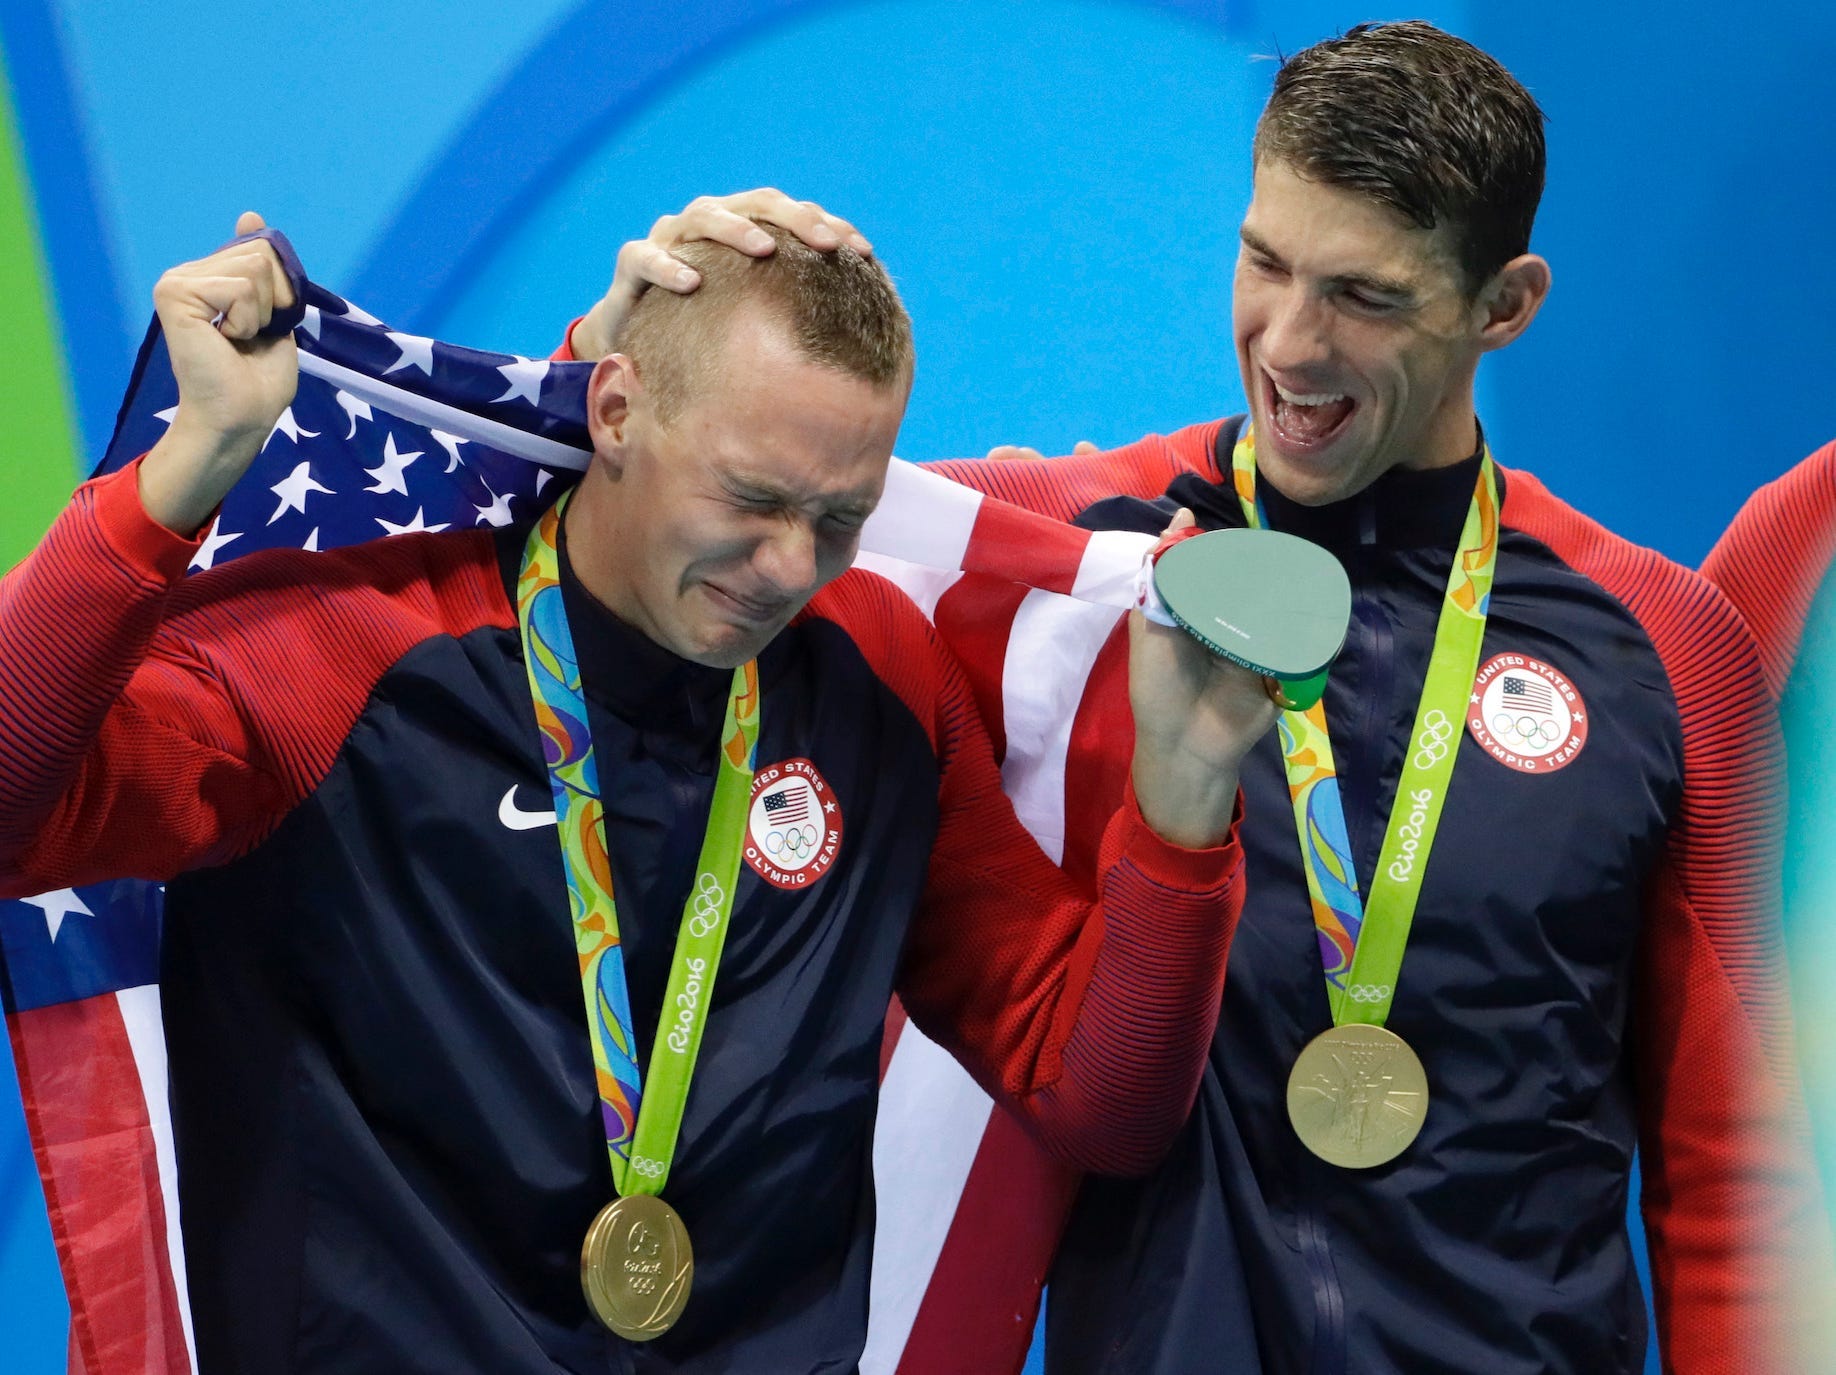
[613,221,914,422]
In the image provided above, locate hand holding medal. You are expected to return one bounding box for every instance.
[1148,511,1353,712]
[1124,507,1349,853]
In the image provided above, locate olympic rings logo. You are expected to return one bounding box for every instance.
[764,824,821,860]
[628,1155,667,1180]
[1412,710,1456,769]
[688,872,725,938]
[1345,984,1393,1003]
[1491,711,1562,747]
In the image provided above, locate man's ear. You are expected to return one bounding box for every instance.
[1474,253,1551,354]
[1468,253,1556,354]
[586,354,640,473]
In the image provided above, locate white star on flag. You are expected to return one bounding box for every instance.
[474,486,515,527]
[364,433,422,496]
[268,461,334,524]
[302,527,320,552]
[492,357,549,407]
[376,507,452,537]
[21,888,94,942]
[154,405,178,426]
[430,429,468,473]
[265,406,320,449]
[190,517,241,571]
[336,390,373,440]
[383,331,435,377]
[336,298,384,328]
[299,304,321,340]
[535,468,554,493]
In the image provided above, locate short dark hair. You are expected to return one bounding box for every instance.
[613,221,914,422]
[1254,21,1546,294]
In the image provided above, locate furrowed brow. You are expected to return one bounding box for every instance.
[1241,227,1417,302]
[723,473,792,504]
[725,471,876,520]
[1331,270,1417,301]
[1239,227,1284,264]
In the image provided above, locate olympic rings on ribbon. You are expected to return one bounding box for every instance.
[1412,709,1455,770]
[687,872,725,938]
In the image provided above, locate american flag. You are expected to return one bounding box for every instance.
[1502,674,1555,714]
[0,239,1156,1375]
[762,786,810,825]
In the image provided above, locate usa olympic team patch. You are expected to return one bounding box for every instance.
[744,757,844,889]
[1466,653,1589,774]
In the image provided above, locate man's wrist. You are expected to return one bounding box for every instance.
[569,310,610,363]
[138,418,260,537]
[1131,757,1241,850]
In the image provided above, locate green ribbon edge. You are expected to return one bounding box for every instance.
[1239,438,1498,1027]
[517,499,759,1199]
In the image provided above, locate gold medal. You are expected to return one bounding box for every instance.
[581,1195,695,1340]
[1286,1023,1429,1168]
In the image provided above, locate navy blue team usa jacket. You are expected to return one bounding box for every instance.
[0,459,1247,1374]
[924,418,1818,1375]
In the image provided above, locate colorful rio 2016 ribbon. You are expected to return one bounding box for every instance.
[516,491,759,1199]
[1234,426,1499,1029]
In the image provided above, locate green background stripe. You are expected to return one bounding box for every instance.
[0,43,81,570]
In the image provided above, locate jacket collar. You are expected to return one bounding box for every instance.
[1184,419,1496,555]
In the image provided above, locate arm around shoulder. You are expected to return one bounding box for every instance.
[918,420,1230,521]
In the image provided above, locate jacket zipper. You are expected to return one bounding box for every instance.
[1298,1201,1347,1375]
[1299,492,1388,1375]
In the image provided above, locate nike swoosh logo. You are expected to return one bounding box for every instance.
[499,787,558,831]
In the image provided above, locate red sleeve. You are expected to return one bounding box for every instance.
[919,421,1228,521]
[551,319,584,362]
[1700,439,1836,703]
[807,571,1245,1176]
[0,460,511,896]
[1503,469,1831,1373]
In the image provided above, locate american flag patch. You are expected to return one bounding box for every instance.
[1502,675,1555,714]
[762,787,810,824]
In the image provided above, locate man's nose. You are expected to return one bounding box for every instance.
[1259,289,1332,374]
[752,519,819,597]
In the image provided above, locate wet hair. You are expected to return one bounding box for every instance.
[1254,20,1546,294]
[612,221,914,421]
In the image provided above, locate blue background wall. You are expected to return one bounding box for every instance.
[2,3,1832,1370]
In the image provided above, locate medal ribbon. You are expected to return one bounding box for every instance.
[517,492,760,1197]
[1234,427,1498,1027]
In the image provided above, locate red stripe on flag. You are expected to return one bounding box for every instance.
[8,999,189,1375]
[894,1108,1081,1375]
[932,578,1033,765]
[964,498,1089,596]
[1062,623,1133,892]
[881,996,911,1083]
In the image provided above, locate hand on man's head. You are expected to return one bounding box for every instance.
[570,189,873,362]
